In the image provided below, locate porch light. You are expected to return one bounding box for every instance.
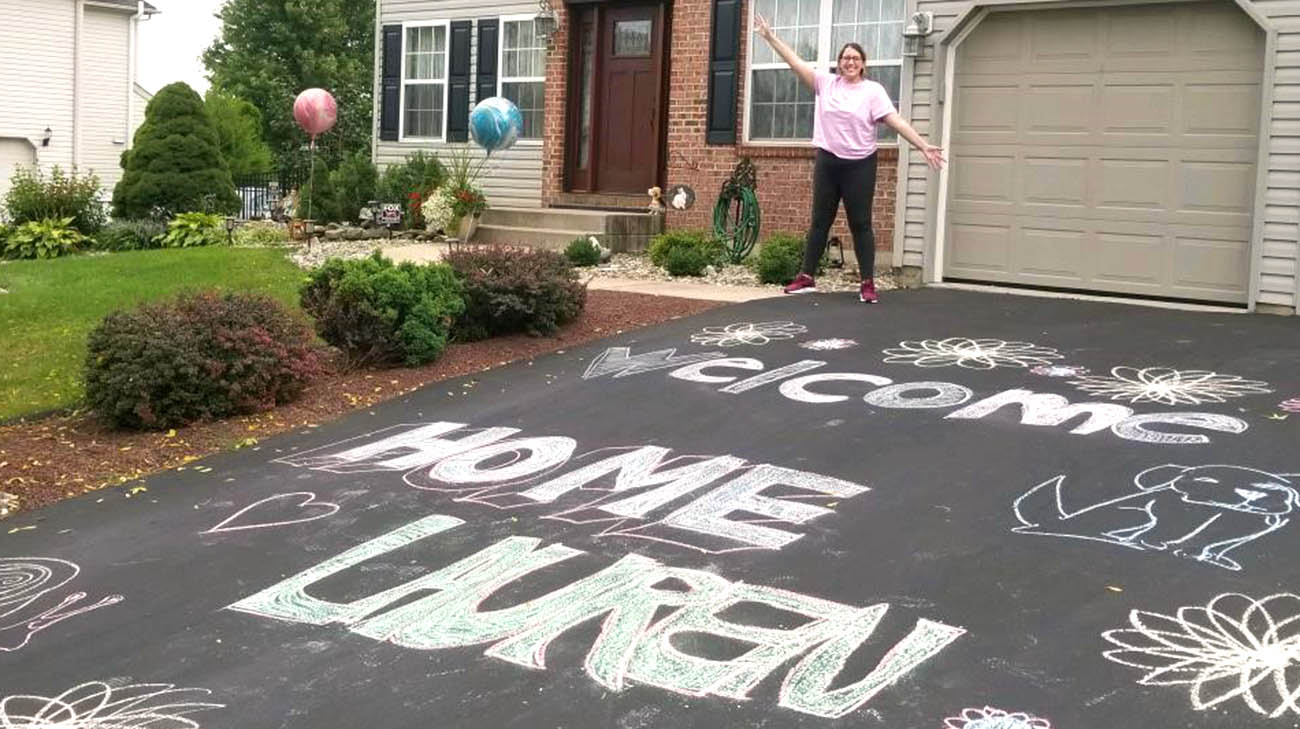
[902,12,934,58]
[534,0,558,37]
[41,127,52,147]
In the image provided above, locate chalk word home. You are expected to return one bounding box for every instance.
[585,347,1249,446]
[277,422,870,554]
[229,515,965,719]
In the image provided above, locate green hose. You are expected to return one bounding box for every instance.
[713,181,760,264]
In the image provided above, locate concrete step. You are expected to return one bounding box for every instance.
[482,206,616,231]
[476,206,663,252]
[472,224,595,249]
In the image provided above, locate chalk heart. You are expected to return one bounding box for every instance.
[204,492,340,534]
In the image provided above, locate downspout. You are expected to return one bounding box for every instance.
[372,0,382,164]
[74,0,84,169]
[127,1,146,150]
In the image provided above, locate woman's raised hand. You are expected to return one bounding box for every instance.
[754,13,774,41]
[921,143,947,170]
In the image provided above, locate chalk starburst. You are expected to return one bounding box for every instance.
[1279,398,1300,414]
[1030,364,1089,378]
[943,706,1052,729]
[1103,593,1300,717]
[799,338,859,351]
[882,338,1063,370]
[0,681,223,728]
[690,321,807,347]
[1070,367,1272,405]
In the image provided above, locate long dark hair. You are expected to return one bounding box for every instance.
[837,42,868,80]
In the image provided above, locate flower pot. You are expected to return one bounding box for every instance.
[457,213,481,242]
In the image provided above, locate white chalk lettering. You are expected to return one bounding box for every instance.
[945,389,1134,434]
[669,358,764,384]
[718,360,827,394]
[864,382,973,409]
[584,347,725,379]
[421,437,578,488]
[275,422,519,472]
[779,373,893,403]
[1111,413,1249,445]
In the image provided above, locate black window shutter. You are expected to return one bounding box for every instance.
[380,24,402,141]
[447,20,473,142]
[706,0,741,145]
[476,19,499,104]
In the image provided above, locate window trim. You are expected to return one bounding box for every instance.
[399,19,451,143]
[742,1,903,147]
[497,14,546,146]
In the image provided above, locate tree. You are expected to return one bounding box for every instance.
[112,82,240,218]
[203,0,374,174]
[204,90,274,178]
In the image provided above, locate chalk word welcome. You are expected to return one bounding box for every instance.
[228,515,964,719]
[276,422,870,554]
[584,347,1249,446]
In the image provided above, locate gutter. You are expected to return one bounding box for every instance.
[73,0,83,169]
[127,0,152,150]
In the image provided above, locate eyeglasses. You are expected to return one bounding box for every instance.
[839,55,863,62]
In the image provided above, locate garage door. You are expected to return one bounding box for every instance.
[944,3,1264,304]
[0,138,36,202]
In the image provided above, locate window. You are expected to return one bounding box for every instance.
[500,17,546,140]
[402,22,448,139]
[747,0,905,143]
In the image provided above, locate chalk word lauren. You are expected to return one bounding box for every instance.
[228,515,965,720]
[276,423,871,554]
[584,347,1249,446]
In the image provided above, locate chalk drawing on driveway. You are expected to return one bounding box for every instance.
[201,492,340,534]
[882,338,1063,370]
[0,681,223,727]
[943,706,1052,728]
[691,322,807,347]
[0,558,124,652]
[1069,367,1272,406]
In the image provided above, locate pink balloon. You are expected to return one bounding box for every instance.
[293,88,338,137]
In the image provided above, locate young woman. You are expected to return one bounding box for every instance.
[754,14,945,303]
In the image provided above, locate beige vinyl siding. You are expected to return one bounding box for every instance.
[82,7,131,196]
[376,0,544,209]
[0,0,76,174]
[902,0,1300,311]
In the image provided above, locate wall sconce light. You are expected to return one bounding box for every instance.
[534,0,558,37]
[41,127,52,147]
[902,12,934,58]
[224,216,238,245]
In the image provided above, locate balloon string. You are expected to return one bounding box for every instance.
[306,136,315,222]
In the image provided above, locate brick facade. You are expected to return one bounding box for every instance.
[541,0,899,271]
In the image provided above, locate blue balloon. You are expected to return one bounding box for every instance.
[469,97,523,154]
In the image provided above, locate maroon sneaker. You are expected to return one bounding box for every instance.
[859,278,878,304]
[783,273,817,294]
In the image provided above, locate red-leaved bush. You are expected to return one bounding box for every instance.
[84,290,322,430]
[443,245,587,340]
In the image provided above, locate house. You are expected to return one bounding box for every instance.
[0,0,158,202]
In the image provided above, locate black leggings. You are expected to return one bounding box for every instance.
[802,149,878,280]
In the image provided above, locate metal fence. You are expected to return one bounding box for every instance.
[233,172,301,221]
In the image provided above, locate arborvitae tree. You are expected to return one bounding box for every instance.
[113,82,240,218]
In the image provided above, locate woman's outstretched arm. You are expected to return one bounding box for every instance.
[754,13,816,90]
[882,112,946,170]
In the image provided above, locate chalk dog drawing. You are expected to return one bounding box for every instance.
[1029,364,1088,378]
[1069,366,1272,405]
[202,492,340,534]
[882,338,1063,370]
[1103,592,1300,717]
[690,321,807,347]
[0,681,223,727]
[1279,397,1300,414]
[799,338,859,351]
[1012,464,1297,571]
[0,558,123,652]
[943,706,1052,728]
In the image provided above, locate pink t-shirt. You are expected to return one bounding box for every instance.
[811,71,897,160]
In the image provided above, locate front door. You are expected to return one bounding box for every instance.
[567,3,665,194]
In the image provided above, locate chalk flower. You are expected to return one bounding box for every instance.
[943,706,1052,729]
[882,338,1062,370]
[0,681,223,728]
[1279,398,1300,414]
[1102,592,1300,717]
[690,321,806,347]
[799,338,859,351]
[1070,367,1272,405]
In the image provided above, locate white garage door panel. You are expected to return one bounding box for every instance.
[945,2,1264,303]
[0,138,36,202]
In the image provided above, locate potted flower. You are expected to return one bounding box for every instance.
[448,184,487,240]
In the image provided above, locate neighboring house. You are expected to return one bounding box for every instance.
[0,0,158,204]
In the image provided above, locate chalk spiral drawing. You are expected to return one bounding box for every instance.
[799,338,859,351]
[0,681,222,727]
[1103,592,1300,717]
[882,338,1063,370]
[1069,367,1272,405]
[1279,398,1300,414]
[943,706,1052,728]
[690,321,807,347]
[1029,364,1088,378]
[201,492,341,534]
[1012,465,1297,571]
[0,558,123,652]
[228,514,965,720]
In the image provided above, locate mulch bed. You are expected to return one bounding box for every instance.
[0,290,719,519]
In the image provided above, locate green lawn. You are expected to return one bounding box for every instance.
[0,247,309,421]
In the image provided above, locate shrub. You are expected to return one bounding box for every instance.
[564,237,601,267]
[84,290,322,430]
[420,189,455,233]
[3,218,86,259]
[647,230,725,271]
[753,233,807,285]
[330,151,379,225]
[299,252,465,368]
[93,219,167,251]
[112,82,240,218]
[444,246,586,340]
[159,212,225,248]
[233,221,290,247]
[377,151,446,227]
[4,166,106,234]
[663,245,711,276]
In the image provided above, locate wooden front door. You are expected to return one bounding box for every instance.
[566,3,665,194]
